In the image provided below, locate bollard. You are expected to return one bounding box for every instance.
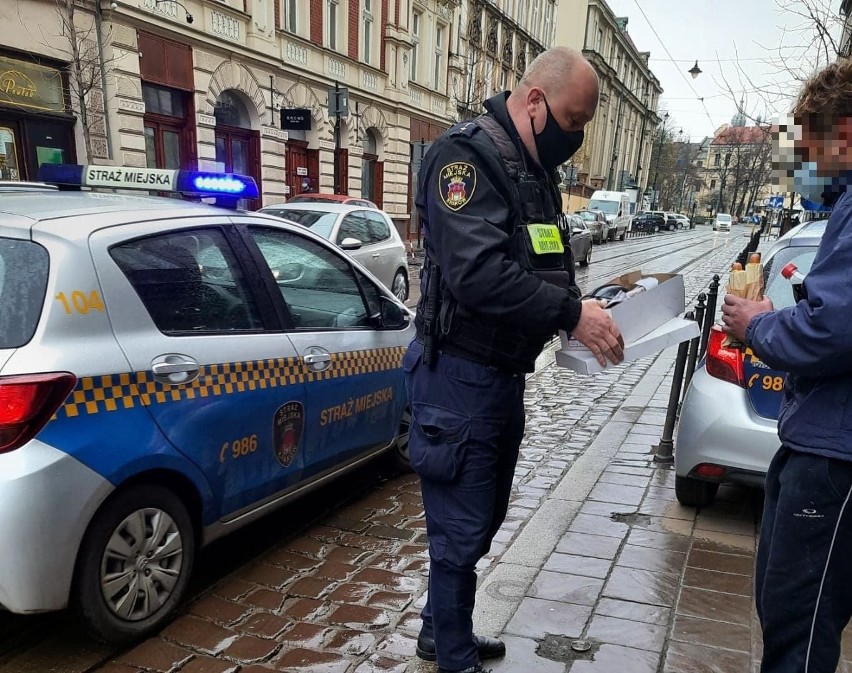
[654,310,694,463]
[682,295,706,406]
[699,274,720,359]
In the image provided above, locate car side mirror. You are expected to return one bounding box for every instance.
[339,237,363,250]
[273,262,303,282]
[572,227,584,235]
[380,296,409,330]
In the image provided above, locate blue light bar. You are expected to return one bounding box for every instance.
[36,164,259,202]
[176,171,259,199]
[37,164,84,185]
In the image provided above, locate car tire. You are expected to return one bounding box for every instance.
[580,245,591,267]
[392,270,409,302]
[386,407,412,473]
[74,484,196,644]
[675,475,719,507]
[619,230,626,241]
[653,225,660,233]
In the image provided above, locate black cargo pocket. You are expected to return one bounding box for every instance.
[409,402,470,483]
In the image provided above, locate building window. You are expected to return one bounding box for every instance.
[363,0,373,64]
[284,0,297,33]
[595,27,603,52]
[143,83,190,171]
[543,1,555,46]
[411,11,420,82]
[531,0,542,38]
[714,152,720,166]
[326,0,339,51]
[518,0,527,28]
[434,24,444,89]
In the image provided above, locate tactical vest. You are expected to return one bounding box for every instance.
[427,114,577,373]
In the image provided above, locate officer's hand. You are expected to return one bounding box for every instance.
[572,299,625,367]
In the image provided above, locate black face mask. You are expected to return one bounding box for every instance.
[531,96,584,171]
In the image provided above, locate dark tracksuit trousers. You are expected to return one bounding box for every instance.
[403,339,525,672]
[757,447,852,673]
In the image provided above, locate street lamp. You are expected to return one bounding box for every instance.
[650,112,669,210]
[688,61,702,79]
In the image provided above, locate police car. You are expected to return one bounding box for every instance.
[0,165,413,642]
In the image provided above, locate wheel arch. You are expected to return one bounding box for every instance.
[71,468,206,589]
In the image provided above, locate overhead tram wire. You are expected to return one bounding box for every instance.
[631,0,720,129]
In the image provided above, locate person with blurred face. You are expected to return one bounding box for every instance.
[722,58,852,673]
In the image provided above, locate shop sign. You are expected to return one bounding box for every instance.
[280,108,312,130]
[0,56,66,113]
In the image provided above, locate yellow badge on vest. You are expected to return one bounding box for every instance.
[439,162,476,211]
[527,224,565,254]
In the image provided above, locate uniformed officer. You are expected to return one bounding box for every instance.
[403,47,624,673]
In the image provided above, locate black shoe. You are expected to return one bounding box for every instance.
[416,633,506,662]
[437,666,491,673]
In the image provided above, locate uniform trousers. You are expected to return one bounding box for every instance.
[403,339,525,672]
[757,446,852,673]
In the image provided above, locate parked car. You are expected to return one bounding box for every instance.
[287,193,379,208]
[631,212,665,233]
[714,213,733,232]
[260,203,409,301]
[665,214,682,231]
[674,219,828,506]
[576,209,609,244]
[566,214,592,267]
[0,166,413,642]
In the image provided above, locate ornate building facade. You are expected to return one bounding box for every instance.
[0,0,466,239]
[554,0,662,204]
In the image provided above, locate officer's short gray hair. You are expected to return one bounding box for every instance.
[519,47,598,91]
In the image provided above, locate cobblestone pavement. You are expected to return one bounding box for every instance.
[8,228,823,673]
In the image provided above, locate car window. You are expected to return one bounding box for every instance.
[337,212,371,245]
[248,227,370,329]
[578,211,596,222]
[262,208,337,240]
[356,268,383,317]
[110,228,262,333]
[764,245,820,309]
[0,238,49,348]
[366,211,391,243]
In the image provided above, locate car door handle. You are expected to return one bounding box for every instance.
[152,362,198,375]
[151,354,199,384]
[303,353,331,365]
[371,253,381,258]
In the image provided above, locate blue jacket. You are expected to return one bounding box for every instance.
[746,190,852,461]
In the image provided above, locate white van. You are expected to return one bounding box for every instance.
[587,190,630,241]
[714,213,733,232]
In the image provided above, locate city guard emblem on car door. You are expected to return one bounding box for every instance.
[274,401,304,467]
[439,162,476,211]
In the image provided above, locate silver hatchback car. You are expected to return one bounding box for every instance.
[259,203,410,302]
[0,167,413,642]
[675,219,827,506]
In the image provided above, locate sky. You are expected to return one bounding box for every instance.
[606,0,845,141]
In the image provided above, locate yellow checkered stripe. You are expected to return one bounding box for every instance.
[57,346,406,419]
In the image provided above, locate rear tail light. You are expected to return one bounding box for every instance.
[0,373,77,453]
[695,464,727,479]
[705,325,745,387]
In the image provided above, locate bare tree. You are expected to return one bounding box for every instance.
[718,0,844,125]
[19,0,121,162]
[452,49,489,121]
